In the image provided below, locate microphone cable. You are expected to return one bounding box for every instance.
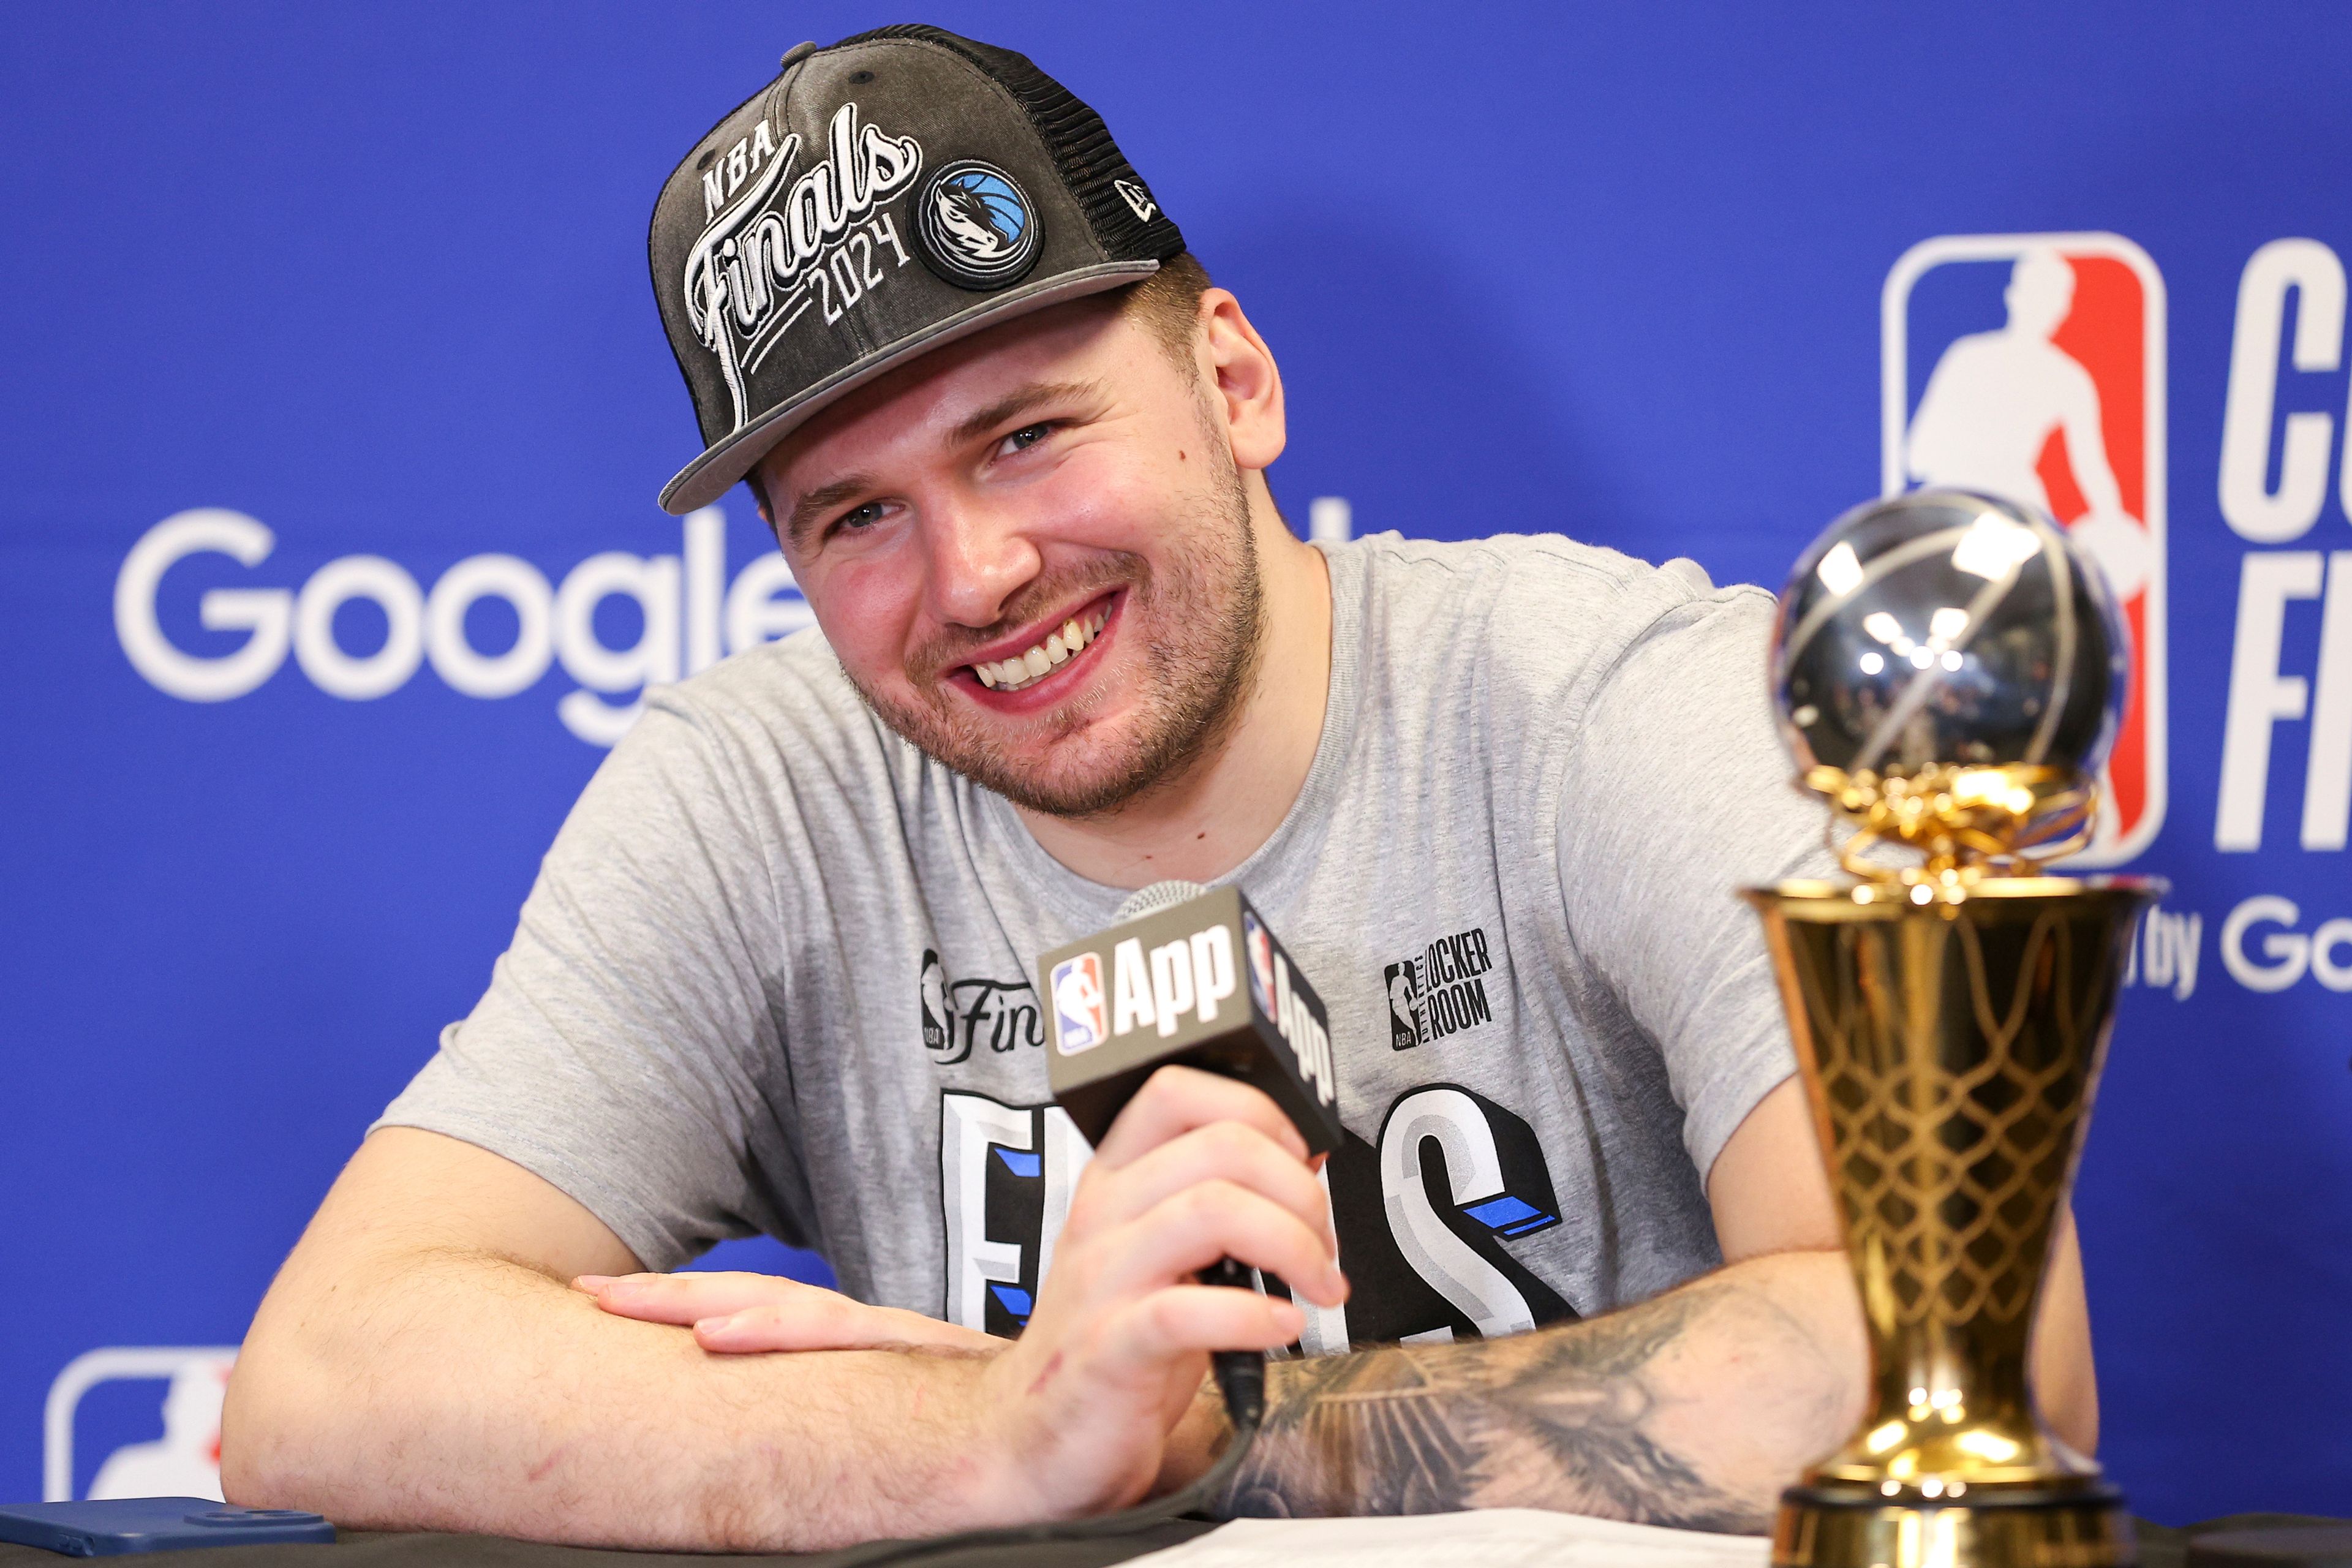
[826,1349,1264,1568]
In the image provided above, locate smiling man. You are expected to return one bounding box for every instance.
[224,25,2097,1551]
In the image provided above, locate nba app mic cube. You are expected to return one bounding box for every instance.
[1036,887,1343,1153]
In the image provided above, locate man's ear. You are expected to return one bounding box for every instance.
[1197,289,1286,474]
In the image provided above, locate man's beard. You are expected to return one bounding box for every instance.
[842,462,1266,820]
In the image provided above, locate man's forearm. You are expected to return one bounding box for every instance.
[225,1246,1001,1551]
[1206,1250,1867,1529]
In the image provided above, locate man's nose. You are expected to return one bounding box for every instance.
[922,496,1043,630]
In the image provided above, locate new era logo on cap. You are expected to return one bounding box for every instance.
[1114,179,1156,223]
[648,26,1187,516]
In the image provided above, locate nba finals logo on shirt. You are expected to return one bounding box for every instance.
[1883,232,2168,864]
[1048,953,1106,1055]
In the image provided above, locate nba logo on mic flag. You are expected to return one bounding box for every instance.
[1242,911,1276,1019]
[1049,953,1106,1055]
[1883,232,2168,863]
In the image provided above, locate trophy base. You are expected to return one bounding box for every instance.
[1773,1480,2135,1568]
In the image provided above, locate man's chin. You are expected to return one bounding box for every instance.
[946,729,1167,820]
[851,687,1156,818]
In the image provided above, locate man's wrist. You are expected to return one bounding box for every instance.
[947,1347,1070,1530]
[1153,1373,1232,1501]
[796,1344,1020,1540]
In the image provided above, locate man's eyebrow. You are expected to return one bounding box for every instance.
[946,378,1108,448]
[781,381,1106,549]
[782,473,878,551]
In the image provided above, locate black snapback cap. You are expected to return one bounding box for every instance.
[649,24,1186,514]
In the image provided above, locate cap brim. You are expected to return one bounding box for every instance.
[658,259,1159,515]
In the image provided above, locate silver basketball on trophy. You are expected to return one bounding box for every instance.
[1773,489,2128,782]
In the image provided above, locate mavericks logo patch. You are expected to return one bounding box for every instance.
[918,160,1039,289]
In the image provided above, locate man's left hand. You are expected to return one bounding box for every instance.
[578,1271,1000,1355]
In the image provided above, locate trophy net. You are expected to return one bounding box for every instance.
[1748,882,2149,1568]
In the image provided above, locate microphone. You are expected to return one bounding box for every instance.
[1038,880,1340,1153]
[1035,882,1343,1431]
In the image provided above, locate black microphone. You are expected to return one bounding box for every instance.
[1035,882,1343,1430]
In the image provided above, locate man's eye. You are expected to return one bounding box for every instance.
[833,501,889,533]
[998,422,1055,456]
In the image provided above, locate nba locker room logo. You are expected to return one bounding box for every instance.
[1883,232,2169,864]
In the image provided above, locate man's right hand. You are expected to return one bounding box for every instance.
[968,1065,1347,1522]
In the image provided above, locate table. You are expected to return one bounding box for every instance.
[1,1512,2342,1567]
[0,1518,1215,1567]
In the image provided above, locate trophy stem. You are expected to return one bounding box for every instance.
[1744,876,2157,1568]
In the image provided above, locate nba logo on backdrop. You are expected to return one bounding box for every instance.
[1883,232,2169,864]
[1049,954,1105,1055]
[44,1348,236,1502]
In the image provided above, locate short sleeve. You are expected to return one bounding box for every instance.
[374,690,815,1272]
[1555,584,1837,1185]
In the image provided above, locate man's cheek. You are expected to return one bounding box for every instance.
[1068,489,1164,556]
[1035,448,1167,546]
[811,565,918,673]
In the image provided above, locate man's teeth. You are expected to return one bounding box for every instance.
[972,608,1110,692]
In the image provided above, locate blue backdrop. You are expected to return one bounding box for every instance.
[4,0,2346,1523]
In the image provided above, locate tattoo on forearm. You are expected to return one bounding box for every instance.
[1215,1281,1779,1532]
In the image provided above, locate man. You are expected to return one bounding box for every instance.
[222,26,2097,1551]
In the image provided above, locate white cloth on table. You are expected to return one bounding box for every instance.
[1131,1509,1770,1568]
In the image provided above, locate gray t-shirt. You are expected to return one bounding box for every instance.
[380,532,1833,1350]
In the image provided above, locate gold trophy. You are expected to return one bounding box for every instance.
[1747,491,2156,1568]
